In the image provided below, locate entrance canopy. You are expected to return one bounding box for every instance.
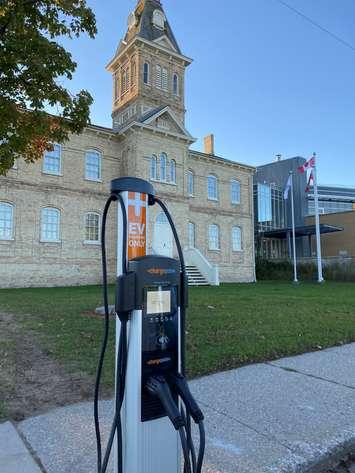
[261,224,343,239]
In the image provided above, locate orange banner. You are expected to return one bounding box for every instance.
[127,192,147,260]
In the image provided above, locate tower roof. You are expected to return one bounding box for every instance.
[118,0,181,55]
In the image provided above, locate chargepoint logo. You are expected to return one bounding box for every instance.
[127,192,146,260]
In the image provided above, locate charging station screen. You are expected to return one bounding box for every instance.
[146,290,171,314]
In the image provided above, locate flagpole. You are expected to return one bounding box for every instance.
[290,171,298,283]
[312,153,324,283]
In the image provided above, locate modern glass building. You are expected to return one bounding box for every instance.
[253,156,343,259]
[307,185,355,215]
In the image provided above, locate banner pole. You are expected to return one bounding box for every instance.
[312,153,324,283]
[290,171,298,283]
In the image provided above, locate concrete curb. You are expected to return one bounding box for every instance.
[0,421,43,473]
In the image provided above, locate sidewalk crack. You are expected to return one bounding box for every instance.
[266,362,355,390]
[197,399,295,453]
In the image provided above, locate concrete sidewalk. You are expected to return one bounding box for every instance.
[0,421,42,473]
[3,343,355,472]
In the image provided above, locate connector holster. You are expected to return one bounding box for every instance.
[115,271,136,321]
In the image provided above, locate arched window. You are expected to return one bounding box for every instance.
[231,179,241,204]
[187,170,194,196]
[170,159,176,183]
[156,212,168,225]
[85,150,102,181]
[43,143,61,175]
[173,73,179,96]
[143,62,150,85]
[162,67,168,91]
[232,226,242,251]
[0,202,14,240]
[160,153,167,181]
[155,64,162,88]
[150,155,157,180]
[85,212,100,243]
[207,175,218,200]
[41,207,60,242]
[188,222,196,248]
[208,224,220,250]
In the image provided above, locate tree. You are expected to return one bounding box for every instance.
[0,0,97,175]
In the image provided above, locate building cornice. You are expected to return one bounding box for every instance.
[189,150,255,173]
[118,120,196,144]
[106,36,193,72]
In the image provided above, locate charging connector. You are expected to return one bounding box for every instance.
[166,373,204,423]
[146,376,185,430]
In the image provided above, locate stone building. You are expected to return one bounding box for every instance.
[0,0,255,288]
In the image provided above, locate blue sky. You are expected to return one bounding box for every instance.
[62,0,355,186]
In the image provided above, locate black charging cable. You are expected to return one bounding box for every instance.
[146,376,193,473]
[154,198,205,473]
[94,192,128,473]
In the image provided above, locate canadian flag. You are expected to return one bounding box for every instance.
[298,155,315,173]
[305,171,314,193]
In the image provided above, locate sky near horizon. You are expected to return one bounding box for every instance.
[61,0,355,186]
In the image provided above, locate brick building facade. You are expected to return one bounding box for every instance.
[0,0,255,288]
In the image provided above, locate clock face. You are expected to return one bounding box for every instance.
[128,12,136,29]
[152,10,165,29]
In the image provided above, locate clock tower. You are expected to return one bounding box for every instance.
[106,0,192,131]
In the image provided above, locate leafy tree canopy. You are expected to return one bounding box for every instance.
[0,0,97,175]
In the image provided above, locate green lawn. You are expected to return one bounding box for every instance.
[0,282,354,384]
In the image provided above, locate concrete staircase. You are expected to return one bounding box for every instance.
[186,265,209,286]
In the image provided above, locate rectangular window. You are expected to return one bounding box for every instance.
[231,180,241,204]
[208,224,220,250]
[85,213,100,243]
[85,150,102,181]
[207,176,218,200]
[257,183,272,222]
[187,171,194,196]
[188,222,195,248]
[232,226,242,251]
[41,208,60,242]
[0,202,14,240]
[43,144,61,175]
[143,62,150,85]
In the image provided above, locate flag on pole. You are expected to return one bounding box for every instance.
[305,171,314,193]
[284,175,292,200]
[298,156,315,173]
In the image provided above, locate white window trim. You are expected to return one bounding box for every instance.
[208,224,220,251]
[84,212,101,245]
[231,179,241,205]
[232,226,243,252]
[0,202,15,241]
[188,221,196,248]
[207,175,218,201]
[42,143,62,176]
[40,207,61,243]
[187,170,194,197]
[170,159,176,184]
[159,153,167,182]
[85,149,102,182]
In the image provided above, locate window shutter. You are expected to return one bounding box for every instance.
[162,68,168,91]
[156,65,162,88]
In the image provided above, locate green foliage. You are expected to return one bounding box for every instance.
[0,282,355,384]
[256,258,355,282]
[0,0,97,174]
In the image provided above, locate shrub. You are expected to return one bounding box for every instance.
[256,258,355,282]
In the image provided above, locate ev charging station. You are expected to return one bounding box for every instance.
[94,177,205,473]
